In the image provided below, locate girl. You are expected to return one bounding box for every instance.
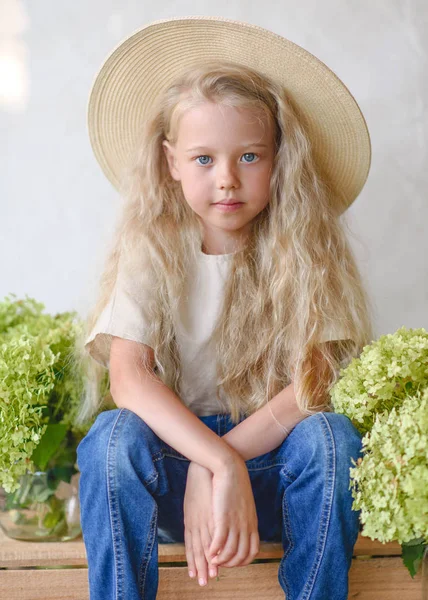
[75,16,374,600]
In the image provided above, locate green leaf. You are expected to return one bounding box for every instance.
[43,510,61,529]
[31,481,55,503]
[30,424,68,471]
[46,464,76,489]
[402,536,426,546]
[401,542,426,578]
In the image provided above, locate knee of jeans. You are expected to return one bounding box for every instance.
[76,408,122,471]
[79,407,163,472]
[290,411,362,461]
[322,412,364,466]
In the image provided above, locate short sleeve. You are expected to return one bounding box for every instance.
[84,256,154,369]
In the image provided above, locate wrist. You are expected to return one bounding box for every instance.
[211,443,244,475]
[189,460,210,473]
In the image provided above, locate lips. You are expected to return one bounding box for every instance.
[216,200,242,205]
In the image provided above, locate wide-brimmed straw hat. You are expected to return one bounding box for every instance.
[87,15,371,213]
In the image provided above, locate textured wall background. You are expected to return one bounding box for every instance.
[1,1,427,336]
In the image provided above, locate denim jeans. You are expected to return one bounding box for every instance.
[76,407,363,599]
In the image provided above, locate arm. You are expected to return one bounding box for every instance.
[109,337,239,475]
[220,381,305,461]
[220,345,330,461]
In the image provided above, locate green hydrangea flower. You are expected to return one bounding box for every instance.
[330,326,428,576]
[0,330,56,492]
[0,294,109,494]
[349,388,428,546]
[330,326,428,435]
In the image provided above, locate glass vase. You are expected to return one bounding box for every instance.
[0,468,81,542]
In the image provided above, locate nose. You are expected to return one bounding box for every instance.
[216,160,240,190]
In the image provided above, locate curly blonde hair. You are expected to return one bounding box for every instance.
[74,59,375,427]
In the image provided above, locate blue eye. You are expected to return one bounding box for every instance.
[195,155,212,165]
[194,153,258,166]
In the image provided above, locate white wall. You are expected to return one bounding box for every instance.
[1,1,427,336]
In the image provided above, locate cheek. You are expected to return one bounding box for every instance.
[249,168,271,192]
[251,168,272,207]
[180,175,207,211]
[259,165,273,190]
[181,169,207,195]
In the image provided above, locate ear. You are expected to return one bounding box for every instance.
[162,140,181,181]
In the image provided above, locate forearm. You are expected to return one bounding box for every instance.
[220,381,307,462]
[110,365,237,475]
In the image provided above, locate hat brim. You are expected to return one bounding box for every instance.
[87,15,371,213]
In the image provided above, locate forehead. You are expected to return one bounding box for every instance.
[176,102,273,147]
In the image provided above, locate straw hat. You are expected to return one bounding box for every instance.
[87,15,371,213]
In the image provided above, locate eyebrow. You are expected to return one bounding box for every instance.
[185,143,269,153]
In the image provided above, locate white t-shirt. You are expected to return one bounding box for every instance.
[84,248,349,416]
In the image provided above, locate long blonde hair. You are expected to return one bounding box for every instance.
[74,59,375,427]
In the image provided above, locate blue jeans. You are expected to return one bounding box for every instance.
[76,408,363,599]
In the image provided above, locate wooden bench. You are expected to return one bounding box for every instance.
[0,528,423,599]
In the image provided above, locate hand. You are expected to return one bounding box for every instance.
[183,461,219,587]
[208,453,260,568]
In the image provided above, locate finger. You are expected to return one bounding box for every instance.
[251,530,260,556]
[222,530,260,568]
[208,519,229,560]
[211,529,239,565]
[207,517,215,541]
[240,530,259,566]
[184,529,196,579]
[219,532,250,568]
[193,532,209,586]
[206,519,218,573]
[201,526,218,578]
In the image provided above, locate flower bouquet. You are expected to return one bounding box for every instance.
[330,326,428,579]
[0,293,111,540]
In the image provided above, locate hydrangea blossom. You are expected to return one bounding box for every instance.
[0,332,56,492]
[330,326,427,575]
[349,388,428,545]
[330,326,428,435]
[0,294,97,494]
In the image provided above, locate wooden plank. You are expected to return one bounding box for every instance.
[0,527,402,568]
[352,535,402,557]
[0,558,422,600]
[0,569,90,600]
[348,556,423,600]
[158,563,286,599]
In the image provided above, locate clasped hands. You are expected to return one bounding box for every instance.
[183,456,260,587]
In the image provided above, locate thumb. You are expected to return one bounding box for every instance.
[208,528,226,560]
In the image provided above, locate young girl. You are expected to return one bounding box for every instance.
[75,16,375,600]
